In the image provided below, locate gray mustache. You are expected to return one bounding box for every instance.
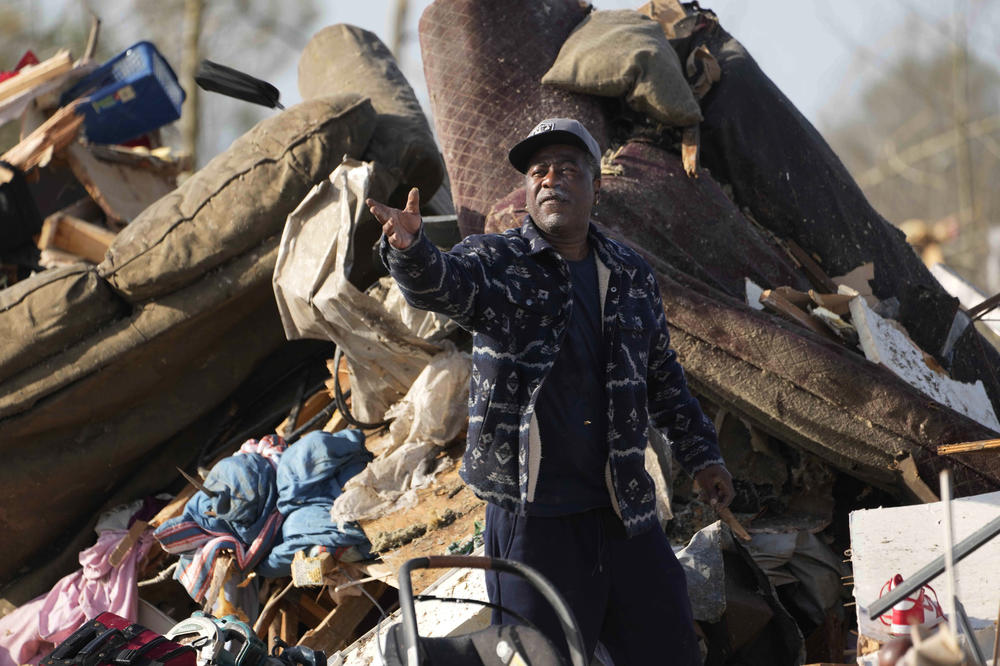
[538,190,569,204]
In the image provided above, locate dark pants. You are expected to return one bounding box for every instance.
[484,504,701,665]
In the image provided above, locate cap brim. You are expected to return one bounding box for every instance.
[508,130,594,174]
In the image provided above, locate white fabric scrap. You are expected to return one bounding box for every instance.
[331,348,471,525]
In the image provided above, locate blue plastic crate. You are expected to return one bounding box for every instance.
[60,41,185,145]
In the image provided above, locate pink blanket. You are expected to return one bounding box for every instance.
[0,529,152,666]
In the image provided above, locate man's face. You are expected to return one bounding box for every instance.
[523,143,600,238]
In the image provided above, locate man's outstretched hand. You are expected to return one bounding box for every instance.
[693,464,735,509]
[367,187,422,250]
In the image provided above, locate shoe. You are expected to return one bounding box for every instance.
[877,573,946,636]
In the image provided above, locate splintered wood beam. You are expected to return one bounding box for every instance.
[772,285,812,309]
[1,102,84,173]
[37,213,116,264]
[760,289,839,343]
[0,50,73,103]
[297,581,387,653]
[785,239,839,293]
[937,439,1000,455]
[681,125,699,178]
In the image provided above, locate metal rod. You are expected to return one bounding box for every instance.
[941,470,958,638]
[954,599,986,666]
[991,599,999,666]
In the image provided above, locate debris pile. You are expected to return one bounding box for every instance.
[1,1,999,665]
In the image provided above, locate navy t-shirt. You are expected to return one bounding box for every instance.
[528,249,611,515]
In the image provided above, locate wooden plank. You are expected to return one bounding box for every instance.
[681,125,699,178]
[938,438,1000,455]
[894,455,939,503]
[202,554,234,613]
[969,291,1000,321]
[296,390,334,429]
[786,239,839,293]
[278,389,336,437]
[716,506,751,541]
[759,289,839,342]
[148,485,198,529]
[297,593,331,625]
[267,613,281,658]
[297,581,386,653]
[291,550,334,588]
[279,602,299,645]
[809,290,853,316]
[37,213,116,263]
[64,143,177,226]
[0,50,73,103]
[773,285,812,309]
[363,461,486,594]
[108,520,148,567]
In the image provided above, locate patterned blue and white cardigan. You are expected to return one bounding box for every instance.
[381,217,724,536]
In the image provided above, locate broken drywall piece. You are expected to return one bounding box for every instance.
[744,278,765,311]
[810,306,859,346]
[849,296,1000,431]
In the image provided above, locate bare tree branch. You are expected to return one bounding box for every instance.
[856,113,1000,187]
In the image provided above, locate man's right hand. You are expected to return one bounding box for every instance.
[366,187,422,250]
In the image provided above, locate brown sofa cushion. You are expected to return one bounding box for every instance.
[98,95,377,302]
[0,263,124,382]
[299,24,444,201]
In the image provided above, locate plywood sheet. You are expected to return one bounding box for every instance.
[65,143,176,226]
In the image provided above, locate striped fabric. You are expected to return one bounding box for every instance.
[154,435,287,601]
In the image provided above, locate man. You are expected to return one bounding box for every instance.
[368,118,734,665]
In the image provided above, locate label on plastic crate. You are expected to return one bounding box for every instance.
[92,96,116,112]
[116,85,136,102]
[91,85,136,113]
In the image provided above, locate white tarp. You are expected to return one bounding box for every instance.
[272,159,447,421]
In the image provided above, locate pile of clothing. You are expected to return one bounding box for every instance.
[154,430,373,602]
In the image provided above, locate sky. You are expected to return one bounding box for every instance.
[274,0,995,138]
[11,0,995,162]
